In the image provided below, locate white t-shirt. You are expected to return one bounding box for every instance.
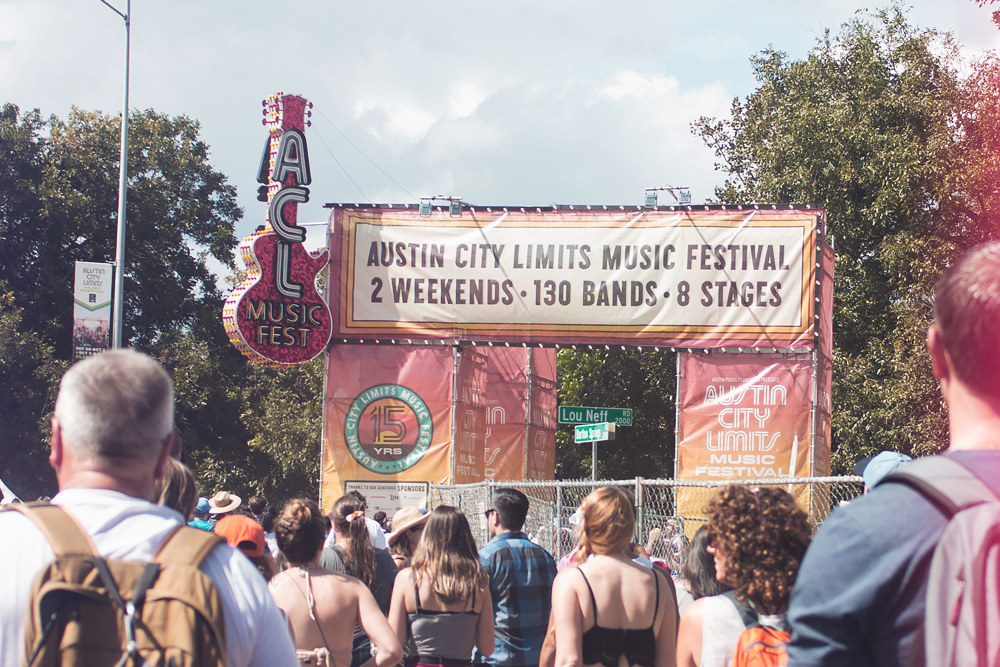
[0,489,298,667]
[699,594,747,667]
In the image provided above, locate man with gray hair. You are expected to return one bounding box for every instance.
[0,349,298,667]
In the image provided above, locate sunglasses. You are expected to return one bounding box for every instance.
[408,524,424,534]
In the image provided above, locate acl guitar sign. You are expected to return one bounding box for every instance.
[223,93,332,365]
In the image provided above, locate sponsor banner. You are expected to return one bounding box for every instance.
[454,347,488,484]
[321,344,454,511]
[344,481,429,516]
[526,349,557,480]
[331,206,820,348]
[676,352,813,481]
[483,347,529,481]
[73,261,112,361]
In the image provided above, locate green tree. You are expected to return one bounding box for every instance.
[0,292,66,498]
[694,7,1000,471]
[0,103,241,358]
[556,348,676,480]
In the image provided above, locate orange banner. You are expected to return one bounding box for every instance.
[677,352,813,481]
[321,345,455,511]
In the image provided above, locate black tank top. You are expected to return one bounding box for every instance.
[578,568,659,667]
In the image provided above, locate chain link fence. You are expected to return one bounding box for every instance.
[431,476,864,562]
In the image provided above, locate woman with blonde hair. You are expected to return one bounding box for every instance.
[387,506,494,667]
[552,486,677,667]
[269,498,402,667]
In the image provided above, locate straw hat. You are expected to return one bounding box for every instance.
[209,491,242,514]
[388,506,428,546]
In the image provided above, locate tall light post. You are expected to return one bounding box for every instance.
[100,0,130,349]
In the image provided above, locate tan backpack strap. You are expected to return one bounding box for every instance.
[154,525,224,567]
[3,502,97,557]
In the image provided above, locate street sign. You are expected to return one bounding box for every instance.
[559,406,632,426]
[575,422,616,443]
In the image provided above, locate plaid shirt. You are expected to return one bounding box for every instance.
[475,532,557,667]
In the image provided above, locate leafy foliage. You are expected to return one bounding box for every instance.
[556,348,676,480]
[694,6,1000,471]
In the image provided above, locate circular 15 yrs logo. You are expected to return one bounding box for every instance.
[344,384,433,474]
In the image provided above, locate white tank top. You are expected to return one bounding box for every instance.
[699,594,746,667]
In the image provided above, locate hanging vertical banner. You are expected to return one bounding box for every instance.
[526,349,557,480]
[676,352,813,481]
[453,347,488,484]
[321,344,454,511]
[483,348,529,481]
[814,243,834,478]
[73,261,112,361]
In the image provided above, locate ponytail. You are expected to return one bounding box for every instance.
[332,495,377,589]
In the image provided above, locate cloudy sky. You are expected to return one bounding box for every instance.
[1,0,997,248]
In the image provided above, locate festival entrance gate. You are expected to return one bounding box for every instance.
[223,93,833,519]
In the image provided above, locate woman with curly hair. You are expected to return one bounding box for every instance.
[387,506,494,667]
[269,499,402,667]
[552,486,677,667]
[684,486,811,667]
[330,494,399,667]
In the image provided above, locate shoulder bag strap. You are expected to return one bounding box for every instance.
[721,589,759,629]
[883,455,998,518]
[3,502,97,558]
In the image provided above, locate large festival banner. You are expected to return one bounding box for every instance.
[483,348,530,481]
[329,206,820,348]
[321,344,455,512]
[453,347,488,484]
[526,349,557,480]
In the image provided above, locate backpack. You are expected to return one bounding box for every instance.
[883,455,1000,667]
[731,625,790,667]
[724,591,790,667]
[5,502,228,667]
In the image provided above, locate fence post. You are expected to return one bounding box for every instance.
[635,477,644,545]
[555,483,563,560]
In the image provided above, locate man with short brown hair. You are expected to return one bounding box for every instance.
[787,242,1000,666]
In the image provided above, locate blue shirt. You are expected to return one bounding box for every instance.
[476,531,557,667]
[786,450,1000,667]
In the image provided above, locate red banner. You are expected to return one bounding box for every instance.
[454,347,488,484]
[677,352,813,481]
[321,345,455,510]
[483,348,529,481]
[526,349,557,480]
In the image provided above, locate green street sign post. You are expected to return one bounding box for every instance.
[574,422,615,481]
[559,406,632,426]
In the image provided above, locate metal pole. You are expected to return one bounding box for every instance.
[105,0,130,349]
[592,440,597,482]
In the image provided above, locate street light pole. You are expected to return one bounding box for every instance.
[101,0,130,349]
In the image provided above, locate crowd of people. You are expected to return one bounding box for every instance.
[3,240,1000,667]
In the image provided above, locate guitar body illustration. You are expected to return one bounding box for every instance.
[223,93,332,365]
